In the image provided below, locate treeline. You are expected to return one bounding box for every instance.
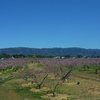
[0,54,100,59]
[0,54,55,59]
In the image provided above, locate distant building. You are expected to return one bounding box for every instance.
[0,57,4,60]
[11,56,15,59]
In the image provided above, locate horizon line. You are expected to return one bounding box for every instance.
[0,47,99,50]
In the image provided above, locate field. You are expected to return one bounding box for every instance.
[0,58,100,100]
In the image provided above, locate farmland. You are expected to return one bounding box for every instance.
[0,58,100,100]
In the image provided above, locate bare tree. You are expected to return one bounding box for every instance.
[44,79,60,97]
[19,69,32,84]
[31,69,48,89]
[61,69,72,83]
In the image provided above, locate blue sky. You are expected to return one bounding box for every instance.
[0,0,100,49]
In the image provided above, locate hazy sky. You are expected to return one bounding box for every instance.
[0,0,100,49]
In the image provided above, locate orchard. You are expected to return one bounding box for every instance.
[0,58,100,100]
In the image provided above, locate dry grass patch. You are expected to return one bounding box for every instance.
[28,63,44,71]
[0,72,2,74]
[27,78,33,82]
[88,87,100,94]
[21,68,24,71]
[28,63,37,69]
[6,68,13,71]
[24,98,33,100]
[22,83,36,87]
[6,79,24,84]
[48,74,61,80]
[30,87,50,92]
[41,94,70,100]
[12,71,19,74]
[63,82,76,86]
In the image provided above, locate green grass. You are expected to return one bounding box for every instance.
[16,86,51,100]
[36,63,43,68]
[72,70,100,79]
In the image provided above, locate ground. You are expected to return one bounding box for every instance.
[0,62,100,100]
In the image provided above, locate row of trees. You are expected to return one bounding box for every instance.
[1,54,100,59]
[1,58,100,73]
[1,58,100,74]
[0,58,35,72]
[0,54,54,59]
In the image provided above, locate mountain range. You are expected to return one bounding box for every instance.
[0,47,100,56]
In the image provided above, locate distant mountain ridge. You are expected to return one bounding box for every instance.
[0,47,100,56]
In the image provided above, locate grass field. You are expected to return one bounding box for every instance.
[0,62,100,100]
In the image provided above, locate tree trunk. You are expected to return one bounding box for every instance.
[3,69,5,72]
[95,69,98,74]
[52,92,55,97]
[31,81,34,84]
[61,76,65,83]
[38,85,41,89]
[84,66,86,71]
